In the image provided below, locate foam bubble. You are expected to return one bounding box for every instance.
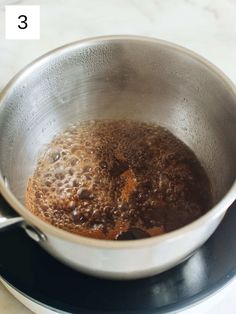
[26,120,212,240]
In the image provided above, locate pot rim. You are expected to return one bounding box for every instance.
[0,35,236,249]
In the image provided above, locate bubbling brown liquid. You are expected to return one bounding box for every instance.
[26,120,212,240]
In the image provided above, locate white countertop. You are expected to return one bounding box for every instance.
[0,0,236,313]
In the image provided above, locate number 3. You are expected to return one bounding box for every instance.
[18,15,27,29]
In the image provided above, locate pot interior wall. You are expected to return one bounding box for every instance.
[0,39,235,205]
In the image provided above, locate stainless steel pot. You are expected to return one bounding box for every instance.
[0,36,236,279]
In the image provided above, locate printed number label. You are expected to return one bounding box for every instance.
[18,15,28,29]
[5,5,40,40]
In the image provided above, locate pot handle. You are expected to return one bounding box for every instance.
[0,195,47,241]
[0,194,24,230]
